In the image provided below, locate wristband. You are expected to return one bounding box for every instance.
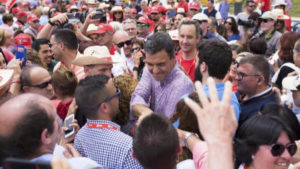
[184,132,199,148]
[48,20,55,26]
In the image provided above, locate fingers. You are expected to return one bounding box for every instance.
[195,81,209,106]
[64,144,82,158]
[207,77,219,103]
[51,157,71,169]
[222,81,233,106]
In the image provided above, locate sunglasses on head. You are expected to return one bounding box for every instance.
[116,39,132,48]
[137,23,149,27]
[270,142,297,157]
[29,79,52,88]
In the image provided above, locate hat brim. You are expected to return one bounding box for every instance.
[72,56,117,66]
[0,69,14,90]
[282,76,299,91]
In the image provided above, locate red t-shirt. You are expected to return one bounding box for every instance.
[110,45,116,55]
[285,12,291,31]
[176,50,196,81]
[177,0,188,13]
[261,0,270,11]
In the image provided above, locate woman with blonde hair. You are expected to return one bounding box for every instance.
[0,29,14,62]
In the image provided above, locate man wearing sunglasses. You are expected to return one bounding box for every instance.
[24,14,40,40]
[236,0,257,35]
[192,13,216,39]
[136,16,151,39]
[255,11,282,57]
[112,31,134,77]
[236,55,277,125]
[74,75,143,169]
[20,65,54,99]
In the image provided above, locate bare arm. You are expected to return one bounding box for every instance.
[37,14,68,39]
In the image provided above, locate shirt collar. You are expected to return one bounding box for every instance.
[86,119,121,130]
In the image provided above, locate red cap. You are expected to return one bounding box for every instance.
[21,1,30,7]
[66,4,72,9]
[137,16,149,24]
[44,0,50,5]
[94,24,114,34]
[189,1,200,10]
[12,7,19,14]
[158,5,166,13]
[17,10,28,18]
[27,14,39,22]
[14,33,32,49]
[151,6,159,13]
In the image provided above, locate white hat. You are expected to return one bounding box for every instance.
[177,8,185,13]
[192,13,208,21]
[70,5,78,10]
[0,69,14,90]
[282,75,300,91]
[168,29,179,41]
[111,6,123,12]
[272,9,289,20]
[260,11,277,21]
[86,24,98,36]
[272,0,287,7]
[73,46,115,66]
[85,0,97,5]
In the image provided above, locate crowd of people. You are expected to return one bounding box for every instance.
[0,0,300,168]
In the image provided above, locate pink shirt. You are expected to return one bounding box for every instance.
[193,141,208,169]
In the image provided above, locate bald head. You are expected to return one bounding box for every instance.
[113,30,130,42]
[112,31,132,57]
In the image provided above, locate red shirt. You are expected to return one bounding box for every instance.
[261,0,270,11]
[110,45,116,55]
[176,50,196,81]
[285,12,291,31]
[177,0,188,13]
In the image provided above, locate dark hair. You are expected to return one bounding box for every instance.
[234,114,297,167]
[26,49,47,68]
[78,41,98,54]
[131,38,144,49]
[133,113,179,169]
[260,103,300,140]
[246,0,255,6]
[0,98,54,158]
[75,75,110,119]
[239,55,270,85]
[230,44,243,55]
[51,29,78,50]
[154,23,167,33]
[248,38,267,55]
[179,19,200,38]
[295,39,300,54]
[31,38,50,52]
[113,11,124,22]
[144,32,174,59]
[197,39,232,79]
[2,13,13,24]
[52,66,78,97]
[278,32,300,63]
[248,12,260,21]
[226,16,239,35]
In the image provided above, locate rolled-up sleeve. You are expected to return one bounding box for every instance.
[193,141,208,169]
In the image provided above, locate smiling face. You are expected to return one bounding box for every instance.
[250,132,294,169]
[179,24,198,53]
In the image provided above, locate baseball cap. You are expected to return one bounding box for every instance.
[27,14,39,22]
[94,24,114,34]
[158,5,166,13]
[137,16,149,24]
[189,1,200,10]
[14,33,32,49]
[151,6,159,14]
[17,10,28,18]
[282,75,300,91]
[260,11,277,21]
[192,13,209,21]
[73,46,115,66]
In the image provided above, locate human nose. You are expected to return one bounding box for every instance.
[153,65,159,74]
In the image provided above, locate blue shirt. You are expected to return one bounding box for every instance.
[219,1,230,21]
[74,119,143,169]
[228,34,241,41]
[203,83,241,121]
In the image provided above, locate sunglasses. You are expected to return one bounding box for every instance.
[249,5,256,8]
[232,58,239,67]
[270,143,297,157]
[29,79,52,88]
[103,88,121,102]
[50,10,57,14]
[137,23,149,27]
[197,20,207,24]
[262,19,273,23]
[115,39,132,48]
[130,46,141,53]
[32,20,39,23]
[225,21,232,25]
[114,11,122,15]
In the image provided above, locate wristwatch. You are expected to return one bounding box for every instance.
[48,20,55,26]
[184,132,199,148]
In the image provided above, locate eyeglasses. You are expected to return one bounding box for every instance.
[115,39,132,48]
[33,20,40,23]
[130,46,141,53]
[249,5,256,8]
[270,143,297,157]
[236,72,260,81]
[103,88,121,102]
[137,23,149,27]
[225,21,232,25]
[50,10,57,14]
[29,79,52,88]
[197,20,207,24]
[232,58,239,67]
[262,19,273,23]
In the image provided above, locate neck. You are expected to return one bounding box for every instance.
[182,48,197,60]
[245,85,270,99]
[61,50,77,68]
[265,28,274,35]
[59,96,73,104]
[203,29,207,36]
[202,75,223,85]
